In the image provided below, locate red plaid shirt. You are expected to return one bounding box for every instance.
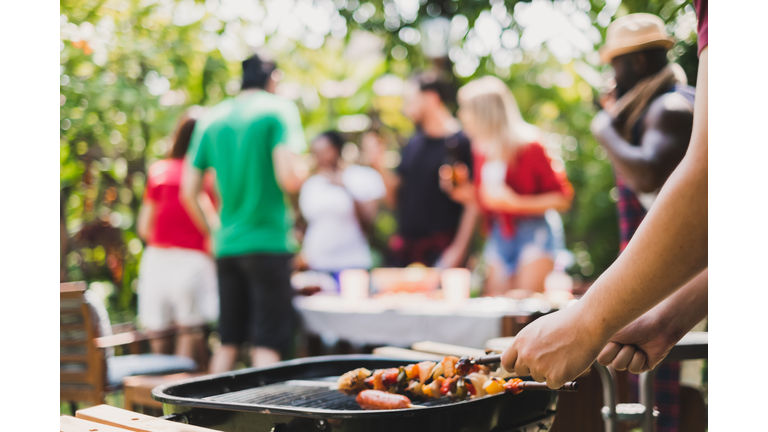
[615,175,647,252]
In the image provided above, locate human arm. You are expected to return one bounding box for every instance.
[137,199,156,242]
[179,162,211,237]
[591,93,693,194]
[501,48,708,389]
[369,157,401,209]
[361,132,401,209]
[479,186,572,214]
[273,146,309,194]
[597,268,708,374]
[436,203,479,268]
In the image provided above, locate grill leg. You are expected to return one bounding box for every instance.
[639,368,658,432]
[595,363,617,432]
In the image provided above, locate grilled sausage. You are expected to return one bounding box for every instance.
[355,390,412,410]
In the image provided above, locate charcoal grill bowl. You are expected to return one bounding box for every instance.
[154,355,558,432]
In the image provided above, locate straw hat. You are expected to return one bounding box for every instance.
[599,13,675,64]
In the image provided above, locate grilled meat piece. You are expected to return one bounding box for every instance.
[337,368,372,395]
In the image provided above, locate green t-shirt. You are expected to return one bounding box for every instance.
[187,91,307,258]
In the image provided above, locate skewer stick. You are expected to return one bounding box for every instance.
[471,354,502,365]
[518,381,579,392]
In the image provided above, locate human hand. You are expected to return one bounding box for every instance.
[436,243,465,269]
[501,302,609,389]
[599,87,618,111]
[596,310,678,374]
[479,183,519,212]
[438,164,455,195]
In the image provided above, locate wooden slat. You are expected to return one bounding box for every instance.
[410,341,487,358]
[77,405,221,432]
[61,415,129,432]
[94,331,153,349]
[61,372,97,384]
[61,281,88,293]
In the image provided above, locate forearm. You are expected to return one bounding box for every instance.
[273,147,309,194]
[198,191,220,233]
[651,268,708,341]
[498,192,571,214]
[351,200,377,233]
[373,164,400,209]
[137,201,154,241]
[450,203,479,254]
[578,50,708,340]
[180,167,211,237]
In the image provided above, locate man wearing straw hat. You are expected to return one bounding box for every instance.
[590,13,696,431]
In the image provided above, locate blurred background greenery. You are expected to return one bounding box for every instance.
[60,0,699,324]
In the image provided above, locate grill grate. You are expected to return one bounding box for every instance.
[203,379,459,411]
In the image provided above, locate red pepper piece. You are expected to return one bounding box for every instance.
[382,368,400,387]
[440,376,459,395]
[504,378,524,395]
[466,382,476,396]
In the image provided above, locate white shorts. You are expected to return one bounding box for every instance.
[137,246,219,331]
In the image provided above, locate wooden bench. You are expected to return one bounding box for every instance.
[62,405,221,432]
[123,373,204,413]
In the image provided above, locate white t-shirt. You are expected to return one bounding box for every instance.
[299,165,385,271]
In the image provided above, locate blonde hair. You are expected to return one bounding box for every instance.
[457,76,540,161]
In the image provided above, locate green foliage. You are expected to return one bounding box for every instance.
[60,0,699,320]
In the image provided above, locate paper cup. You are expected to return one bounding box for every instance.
[441,268,471,303]
[340,269,370,300]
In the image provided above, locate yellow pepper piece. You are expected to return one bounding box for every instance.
[483,378,504,395]
[405,364,419,380]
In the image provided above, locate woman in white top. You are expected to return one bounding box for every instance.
[299,131,385,274]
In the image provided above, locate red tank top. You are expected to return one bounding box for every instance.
[144,158,215,253]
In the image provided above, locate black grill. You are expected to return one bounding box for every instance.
[204,380,361,411]
[154,355,559,432]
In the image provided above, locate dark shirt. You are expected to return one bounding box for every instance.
[616,83,696,251]
[396,130,473,238]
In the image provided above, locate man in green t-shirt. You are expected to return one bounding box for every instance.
[181,54,308,373]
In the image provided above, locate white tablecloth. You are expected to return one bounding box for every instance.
[294,295,551,349]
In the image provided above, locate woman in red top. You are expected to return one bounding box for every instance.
[136,106,219,360]
[456,76,574,296]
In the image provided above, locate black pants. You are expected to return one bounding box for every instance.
[216,253,294,353]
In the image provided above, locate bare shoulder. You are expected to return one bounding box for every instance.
[645,92,694,130]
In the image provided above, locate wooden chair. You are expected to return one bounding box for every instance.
[61,282,198,412]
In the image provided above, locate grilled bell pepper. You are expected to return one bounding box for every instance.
[404,364,420,380]
[382,368,400,387]
[440,376,458,395]
[483,377,505,395]
[504,378,524,395]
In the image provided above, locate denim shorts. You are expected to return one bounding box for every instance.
[483,212,564,277]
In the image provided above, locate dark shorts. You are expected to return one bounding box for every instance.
[216,253,295,353]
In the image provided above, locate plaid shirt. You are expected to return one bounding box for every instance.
[615,175,647,252]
